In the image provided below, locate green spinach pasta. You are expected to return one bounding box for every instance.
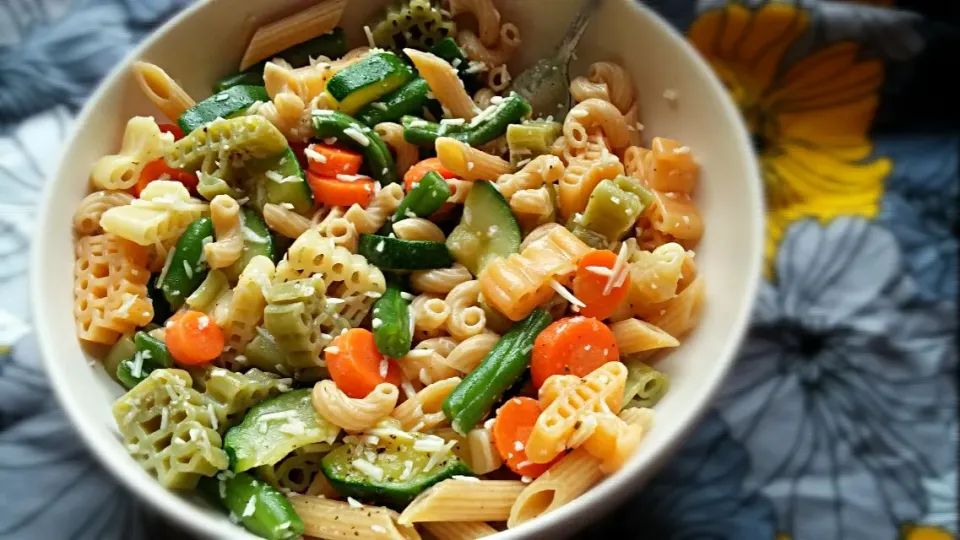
[73,0,706,537]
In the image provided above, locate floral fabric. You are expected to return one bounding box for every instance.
[0,1,955,539]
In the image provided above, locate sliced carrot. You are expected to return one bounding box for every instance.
[165,310,224,366]
[306,143,363,177]
[493,397,558,478]
[403,157,457,192]
[531,316,619,388]
[135,158,198,197]
[157,123,185,140]
[572,249,631,320]
[325,328,402,399]
[306,171,376,207]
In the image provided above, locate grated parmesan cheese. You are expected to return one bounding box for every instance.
[304,147,326,164]
[603,242,630,295]
[399,460,414,481]
[379,358,388,378]
[242,495,257,517]
[548,278,586,308]
[364,25,376,48]
[343,127,370,147]
[347,497,364,509]
[352,458,385,481]
[242,226,270,244]
[372,524,387,534]
[155,246,177,289]
[452,475,481,482]
[585,265,614,277]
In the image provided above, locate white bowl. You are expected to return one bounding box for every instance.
[32,0,763,538]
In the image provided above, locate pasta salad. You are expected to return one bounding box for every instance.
[72,0,705,538]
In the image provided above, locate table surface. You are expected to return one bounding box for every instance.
[0,1,955,539]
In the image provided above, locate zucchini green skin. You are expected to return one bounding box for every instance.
[224,209,275,282]
[372,282,412,358]
[223,389,340,472]
[358,234,454,271]
[311,111,400,185]
[354,78,439,128]
[178,85,270,135]
[213,28,347,92]
[117,331,174,389]
[321,437,473,509]
[446,181,521,275]
[198,472,304,540]
[326,52,416,115]
[147,273,173,324]
[401,92,533,147]
[428,37,481,92]
[246,148,314,215]
[442,309,552,435]
[161,217,213,310]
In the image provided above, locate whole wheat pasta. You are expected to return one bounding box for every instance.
[131,62,196,122]
[443,332,500,373]
[495,155,565,199]
[405,49,478,120]
[510,187,554,226]
[487,64,512,92]
[563,99,631,151]
[312,381,399,432]
[446,178,474,204]
[507,449,604,528]
[289,495,419,540]
[204,195,243,269]
[458,22,521,67]
[444,280,486,340]
[473,88,496,110]
[376,122,419,177]
[343,183,404,234]
[411,294,452,334]
[391,377,461,432]
[394,218,447,243]
[447,0,501,46]
[239,0,347,70]
[400,348,460,388]
[316,207,359,253]
[263,203,312,239]
[74,190,134,236]
[399,479,526,525]
[624,102,643,147]
[588,61,636,114]
[436,137,513,181]
[421,522,498,540]
[410,263,472,294]
[569,76,611,104]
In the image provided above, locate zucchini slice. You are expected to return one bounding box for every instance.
[358,234,454,271]
[178,85,269,135]
[321,430,472,509]
[446,181,521,275]
[325,52,415,115]
[223,389,340,473]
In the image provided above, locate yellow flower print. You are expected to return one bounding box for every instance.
[688,3,891,269]
[901,524,956,540]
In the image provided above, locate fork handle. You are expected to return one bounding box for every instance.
[556,0,604,62]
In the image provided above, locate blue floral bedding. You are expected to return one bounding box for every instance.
[0,1,955,539]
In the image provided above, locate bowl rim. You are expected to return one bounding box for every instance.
[31,0,764,538]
